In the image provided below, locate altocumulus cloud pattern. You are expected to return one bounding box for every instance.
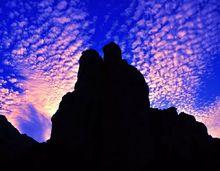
[0,0,219,142]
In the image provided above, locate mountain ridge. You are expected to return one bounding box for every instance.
[0,42,220,170]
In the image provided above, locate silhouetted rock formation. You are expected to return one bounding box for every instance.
[0,42,220,170]
[0,115,37,167]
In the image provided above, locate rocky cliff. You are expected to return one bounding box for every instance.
[0,42,219,170]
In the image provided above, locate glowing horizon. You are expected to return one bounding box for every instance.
[0,0,219,142]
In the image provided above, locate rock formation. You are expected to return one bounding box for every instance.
[0,115,37,168]
[0,42,220,170]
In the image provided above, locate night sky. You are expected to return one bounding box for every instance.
[0,0,219,142]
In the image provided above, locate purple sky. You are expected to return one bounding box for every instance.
[0,0,219,142]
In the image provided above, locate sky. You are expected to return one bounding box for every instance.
[0,0,219,142]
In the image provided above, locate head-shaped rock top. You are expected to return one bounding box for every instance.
[103,42,122,63]
[79,49,101,65]
[76,49,103,90]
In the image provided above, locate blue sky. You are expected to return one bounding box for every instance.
[0,0,219,142]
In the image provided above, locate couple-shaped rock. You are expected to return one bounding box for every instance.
[76,42,150,110]
[50,42,150,169]
[50,42,150,148]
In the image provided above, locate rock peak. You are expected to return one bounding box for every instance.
[0,43,220,170]
[103,42,122,63]
[48,43,218,169]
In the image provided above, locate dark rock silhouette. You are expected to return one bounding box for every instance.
[0,115,37,168]
[0,42,220,170]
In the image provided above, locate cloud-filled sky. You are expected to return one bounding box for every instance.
[0,0,219,142]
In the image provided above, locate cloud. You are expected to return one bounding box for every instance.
[56,1,68,10]
[0,0,93,141]
[195,98,220,137]
[0,0,219,141]
[17,104,51,142]
[102,0,220,135]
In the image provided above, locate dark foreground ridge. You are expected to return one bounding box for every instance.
[0,42,220,170]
